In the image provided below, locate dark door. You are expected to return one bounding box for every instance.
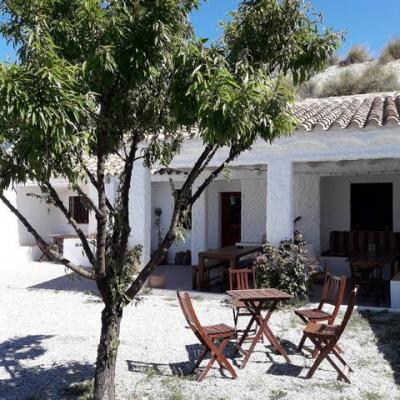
[351,183,393,231]
[221,192,241,247]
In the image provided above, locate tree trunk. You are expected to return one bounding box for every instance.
[94,303,123,400]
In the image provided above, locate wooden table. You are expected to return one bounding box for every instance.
[198,245,262,290]
[227,288,293,368]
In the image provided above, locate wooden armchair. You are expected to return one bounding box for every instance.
[303,286,359,383]
[295,272,346,352]
[176,291,237,382]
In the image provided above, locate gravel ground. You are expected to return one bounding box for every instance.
[1,261,400,400]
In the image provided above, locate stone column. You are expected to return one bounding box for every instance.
[266,159,294,245]
[191,174,208,265]
[128,162,151,266]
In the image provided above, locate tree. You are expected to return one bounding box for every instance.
[0,1,339,399]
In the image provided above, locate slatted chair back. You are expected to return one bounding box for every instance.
[177,291,207,340]
[336,286,359,338]
[228,267,256,290]
[319,273,346,321]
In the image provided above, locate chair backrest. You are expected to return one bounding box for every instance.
[228,267,256,290]
[319,273,346,322]
[176,291,207,340]
[336,286,359,338]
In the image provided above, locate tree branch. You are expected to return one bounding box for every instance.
[75,185,103,218]
[82,164,115,214]
[95,147,108,278]
[0,191,95,280]
[124,144,219,300]
[41,181,96,267]
[112,140,138,262]
[190,148,238,206]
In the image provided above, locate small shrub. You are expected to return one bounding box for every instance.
[297,79,319,99]
[254,234,309,299]
[319,69,359,97]
[339,45,371,66]
[319,63,400,97]
[379,38,400,63]
[327,53,340,66]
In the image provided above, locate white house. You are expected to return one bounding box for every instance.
[2,91,400,307]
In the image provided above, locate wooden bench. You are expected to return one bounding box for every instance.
[192,262,227,290]
[322,230,400,258]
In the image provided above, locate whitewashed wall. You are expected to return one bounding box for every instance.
[150,181,191,264]
[241,177,267,243]
[0,188,24,261]
[16,185,89,246]
[320,173,400,252]
[294,173,321,253]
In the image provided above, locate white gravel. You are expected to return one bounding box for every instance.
[1,261,399,400]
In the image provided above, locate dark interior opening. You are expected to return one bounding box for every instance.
[350,183,393,231]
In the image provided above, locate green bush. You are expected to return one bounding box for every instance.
[339,45,371,66]
[319,64,400,97]
[255,234,309,299]
[379,39,400,63]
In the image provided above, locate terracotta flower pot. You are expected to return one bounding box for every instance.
[149,275,166,289]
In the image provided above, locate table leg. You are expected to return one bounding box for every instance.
[198,256,205,290]
[234,314,257,356]
[240,301,291,368]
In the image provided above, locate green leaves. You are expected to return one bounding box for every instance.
[224,0,341,83]
[0,58,93,189]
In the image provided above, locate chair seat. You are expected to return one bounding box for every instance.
[204,323,236,338]
[304,321,338,338]
[295,308,332,321]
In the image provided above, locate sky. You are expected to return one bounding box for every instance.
[0,1,400,62]
[189,0,400,57]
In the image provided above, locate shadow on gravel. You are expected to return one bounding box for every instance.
[0,335,93,400]
[361,310,400,385]
[29,274,98,294]
[127,341,240,379]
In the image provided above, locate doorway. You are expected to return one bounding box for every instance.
[221,192,241,247]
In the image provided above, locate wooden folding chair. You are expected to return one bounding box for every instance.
[295,272,346,353]
[228,267,257,334]
[176,291,237,382]
[303,286,359,383]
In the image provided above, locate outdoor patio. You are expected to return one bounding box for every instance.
[0,261,399,400]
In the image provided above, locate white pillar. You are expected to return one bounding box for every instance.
[191,174,208,265]
[129,162,151,266]
[0,187,23,263]
[294,173,321,253]
[266,159,294,245]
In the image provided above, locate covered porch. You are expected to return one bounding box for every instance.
[150,155,400,309]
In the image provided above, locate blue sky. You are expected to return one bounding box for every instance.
[1,1,400,62]
[190,0,400,57]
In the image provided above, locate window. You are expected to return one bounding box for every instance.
[69,196,89,224]
[350,183,393,231]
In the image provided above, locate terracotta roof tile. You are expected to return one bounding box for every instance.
[83,93,400,176]
[295,93,400,131]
